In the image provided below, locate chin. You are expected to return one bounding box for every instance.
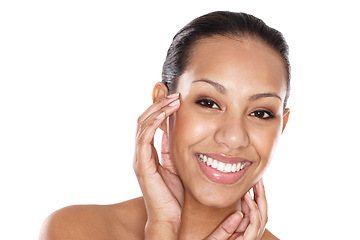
[188,181,249,209]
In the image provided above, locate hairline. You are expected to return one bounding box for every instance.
[172,34,290,105]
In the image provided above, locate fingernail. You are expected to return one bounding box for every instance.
[246,191,251,198]
[236,211,244,218]
[169,99,180,106]
[155,112,165,119]
[166,92,179,99]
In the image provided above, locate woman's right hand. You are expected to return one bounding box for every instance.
[133,93,183,239]
[205,179,269,240]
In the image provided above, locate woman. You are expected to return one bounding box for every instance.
[40,11,290,240]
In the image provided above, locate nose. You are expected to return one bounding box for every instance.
[214,117,249,150]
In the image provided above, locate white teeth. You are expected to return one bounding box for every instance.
[240,163,245,170]
[203,155,207,164]
[197,154,248,173]
[225,163,232,173]
[211,160,218,169]
[236,162,241,171]
[206,157,212,166]
[217,162,225,172]
[231,164,237,173]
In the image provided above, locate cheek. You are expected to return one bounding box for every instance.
[169,107,215,148]
[250,122,282,165]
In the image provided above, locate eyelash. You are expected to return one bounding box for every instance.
[250,110,274,120]
[196,98,274,120]
[196,98,220,109]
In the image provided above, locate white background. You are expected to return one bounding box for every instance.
[1,1,359,239]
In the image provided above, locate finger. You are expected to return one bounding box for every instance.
[205,212,243,240]
[254,178,268,234]
[161,132,177,175]
[236,195,250,233]
[134,111,166,177]
[242,192,261,240]
[136,98,180,139]
[134,100,180,176]
[137,93,179,129]
[136,98,180,149]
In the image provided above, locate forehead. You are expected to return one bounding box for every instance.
[179,36,287,99]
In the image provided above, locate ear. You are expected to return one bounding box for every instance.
[282,108,290,133]
[152,82,169,132]
[152,82,168,103]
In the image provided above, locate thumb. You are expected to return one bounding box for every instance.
[205,211,244,240]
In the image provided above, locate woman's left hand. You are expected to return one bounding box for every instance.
[205,179,268,240]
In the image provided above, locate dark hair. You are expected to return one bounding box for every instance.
[162,11,291,107]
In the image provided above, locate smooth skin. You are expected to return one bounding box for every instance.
[40,36,289,240]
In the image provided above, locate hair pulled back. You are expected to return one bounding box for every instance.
[162,11,291,107]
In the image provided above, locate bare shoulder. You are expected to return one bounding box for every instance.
[261,228,279,240]
[39,197,147,240]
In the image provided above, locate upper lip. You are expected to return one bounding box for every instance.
[200,153,252,164]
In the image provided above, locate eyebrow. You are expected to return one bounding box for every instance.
[192,78,282,101]
[249,93,282,101]
[192,79,227,94]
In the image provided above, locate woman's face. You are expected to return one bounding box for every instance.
[167,36,289,208]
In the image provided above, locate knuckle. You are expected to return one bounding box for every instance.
[136,136,144,146]
[136,126,143,138]
[135,130,146,145]
[137,114,145,125]
[220,224,233,235]
[136,120,145,133]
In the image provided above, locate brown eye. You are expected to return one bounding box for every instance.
[250,110,274,119]
[196,99,220,109]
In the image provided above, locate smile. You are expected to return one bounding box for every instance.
[195,153,252,184]
[196,153,250,173]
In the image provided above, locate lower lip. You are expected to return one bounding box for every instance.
[196,156,250,185]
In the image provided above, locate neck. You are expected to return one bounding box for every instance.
[179,190,241,240]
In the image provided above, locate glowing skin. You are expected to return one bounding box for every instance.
[39,35,288,240]
[166,36,289,208]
